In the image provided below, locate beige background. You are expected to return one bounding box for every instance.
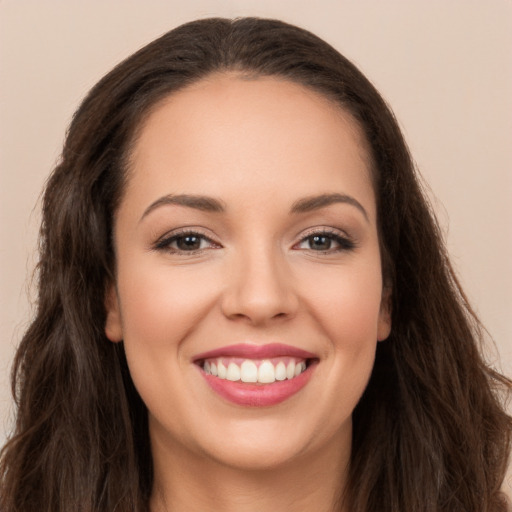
[1,0,511,492]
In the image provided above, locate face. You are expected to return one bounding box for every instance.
[105,74,391,471]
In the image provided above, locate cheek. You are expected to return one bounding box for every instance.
[300,261,384,345]
[116,262,222,429]
[326,280,381,378]
[116,261,220,356]
[297,260,383,405]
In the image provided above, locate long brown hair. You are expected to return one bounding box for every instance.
[1,17,510,512]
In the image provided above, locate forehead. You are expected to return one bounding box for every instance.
[125,74,375,216]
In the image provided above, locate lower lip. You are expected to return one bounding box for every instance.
[199,363,316,407]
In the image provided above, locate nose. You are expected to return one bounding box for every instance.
[220,246,299,326]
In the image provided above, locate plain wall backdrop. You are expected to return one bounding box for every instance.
[1,0,511,492]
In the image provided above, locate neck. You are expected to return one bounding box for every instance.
[149,427,350,512]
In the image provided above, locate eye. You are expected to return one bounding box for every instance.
[295,231,355,253]
[154,230,220,254]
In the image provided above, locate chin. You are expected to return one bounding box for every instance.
[202,437,311,472]
[184,412,352,473]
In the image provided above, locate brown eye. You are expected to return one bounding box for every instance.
[175,235,203,251]
[295,231,356,253]
[307,235,332,251]
[154,231,219,253]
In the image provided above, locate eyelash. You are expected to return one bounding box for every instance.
[294,229,356,253]
[153,229,218,254]
[153,229,356,255]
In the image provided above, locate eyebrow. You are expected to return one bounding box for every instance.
[140,192,369,222]
[140,194,225,221]
[290,193,369,222]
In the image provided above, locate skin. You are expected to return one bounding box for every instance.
[105,74,391,512]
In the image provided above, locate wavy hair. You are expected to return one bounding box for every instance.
[1,17,510,512]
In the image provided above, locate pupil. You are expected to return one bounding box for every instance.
[178,236,200,250]
[311,235,331,250]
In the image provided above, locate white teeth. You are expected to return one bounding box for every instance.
[275,361,286,381]
[226,362,241,381]
[258,361,275,383]
[203,357,309,383]
[294,361,306,376]
[286,361,295,379]
[217,361,227,379]
[240,360,258,383]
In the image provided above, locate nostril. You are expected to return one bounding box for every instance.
[219,263,299,324]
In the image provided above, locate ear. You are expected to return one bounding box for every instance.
[377,286,392,342]
[105,283,123,342]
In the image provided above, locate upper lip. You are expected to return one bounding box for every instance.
[193,343,317,361]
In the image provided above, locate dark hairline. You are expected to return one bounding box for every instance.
[121,70,379,220]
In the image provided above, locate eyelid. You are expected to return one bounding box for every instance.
[153,227,221,253]
[295,226,351,242]
[293,226,356,252]
[151,226,356,255]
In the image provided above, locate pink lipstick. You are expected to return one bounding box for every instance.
[194,343,316,361]
[194,343,318,407]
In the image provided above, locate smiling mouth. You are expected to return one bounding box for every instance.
[193,343,318,406]
[199,357,310,384]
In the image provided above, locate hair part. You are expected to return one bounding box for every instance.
[1,17,510,512]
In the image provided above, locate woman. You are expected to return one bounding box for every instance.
[0,17,510,512]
